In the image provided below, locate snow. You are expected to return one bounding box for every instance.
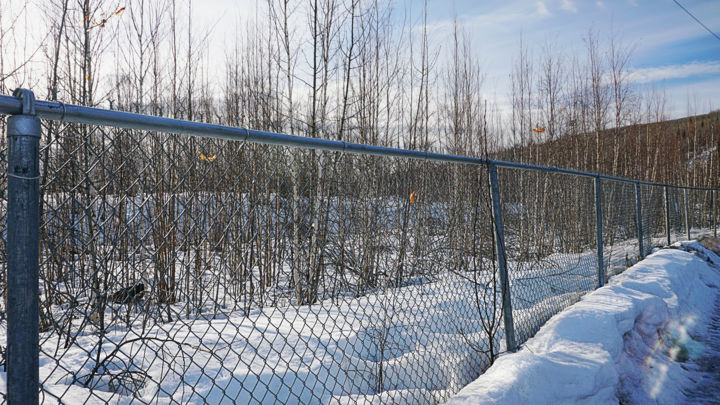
[0,275,500,404]
[0,229,716,403]
[688,146,717,170]
[0,226,619,403]
[448,241,720,405]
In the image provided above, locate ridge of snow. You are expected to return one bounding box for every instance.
[447,242,720,405]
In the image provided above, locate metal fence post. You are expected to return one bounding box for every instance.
[683,188,691,240]
[635,183,644,259]
[6,89,40,405]
[713,189,717,239]
[664,186,671,246]
[488,163,516,352]
[595,177,604,287]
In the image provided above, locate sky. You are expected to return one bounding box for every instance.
[419,0,720,115]
[192,0,720,118]
[2,0,719,118]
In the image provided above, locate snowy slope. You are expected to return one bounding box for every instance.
[0,239,612,403]
[447,242,720,405]
[0,237,711,404]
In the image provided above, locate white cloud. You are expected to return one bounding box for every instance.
[561,0,578,13]
[627,61,720,84]
[659,77,720,118]
[536,1,551,17]
[419,1,554,37]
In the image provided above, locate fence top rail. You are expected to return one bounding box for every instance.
[0,92,716,192]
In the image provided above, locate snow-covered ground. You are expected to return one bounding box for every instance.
[0,230,713,404]
[448,241,720,405]
[0,239,604,404]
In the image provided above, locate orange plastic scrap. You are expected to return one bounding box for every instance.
[409,190,417,204]
[197,150,217,162]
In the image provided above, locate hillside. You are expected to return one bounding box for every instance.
[496,111,720,188]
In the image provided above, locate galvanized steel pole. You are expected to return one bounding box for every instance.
[595,177,604,287]
[684,188,691,240]
[6,89,40,405]
[713,190,717,239]
[665,186,672,246]
[488,163,516,352]
[635,183,644,260]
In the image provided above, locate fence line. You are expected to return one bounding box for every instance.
[0,92,716,192]
[0,89,717,404]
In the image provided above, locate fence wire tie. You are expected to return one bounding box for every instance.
[6,172,40,181]
[57,101,66,122]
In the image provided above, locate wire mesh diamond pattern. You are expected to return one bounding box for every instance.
[2,121,510,404]
[0,110,718,404]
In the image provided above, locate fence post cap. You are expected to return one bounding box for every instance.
[12,88,36,116]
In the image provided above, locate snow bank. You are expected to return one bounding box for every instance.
[448,242,720,405]
[1,275,498,404]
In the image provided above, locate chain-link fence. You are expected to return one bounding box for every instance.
[0,90,718,404]
[498,169,597,345]
[601,179,640,279]
[687,188,715,241]
[640,184,665,256]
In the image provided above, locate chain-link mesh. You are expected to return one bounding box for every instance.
[640,184,664,255]
[666,187,687,244]
[498,168,597,346]
[1,113,718,403]
[1,121,512,404]
[601,180,639,280]
[687,189,714,240]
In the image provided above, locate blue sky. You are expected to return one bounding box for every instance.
[5,0,718,117]
[415,0,719,70]
[411,0,720,115]
[197,0,720,117]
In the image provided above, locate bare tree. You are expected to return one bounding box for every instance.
[585,29,609,173]
[608,32,634,176]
